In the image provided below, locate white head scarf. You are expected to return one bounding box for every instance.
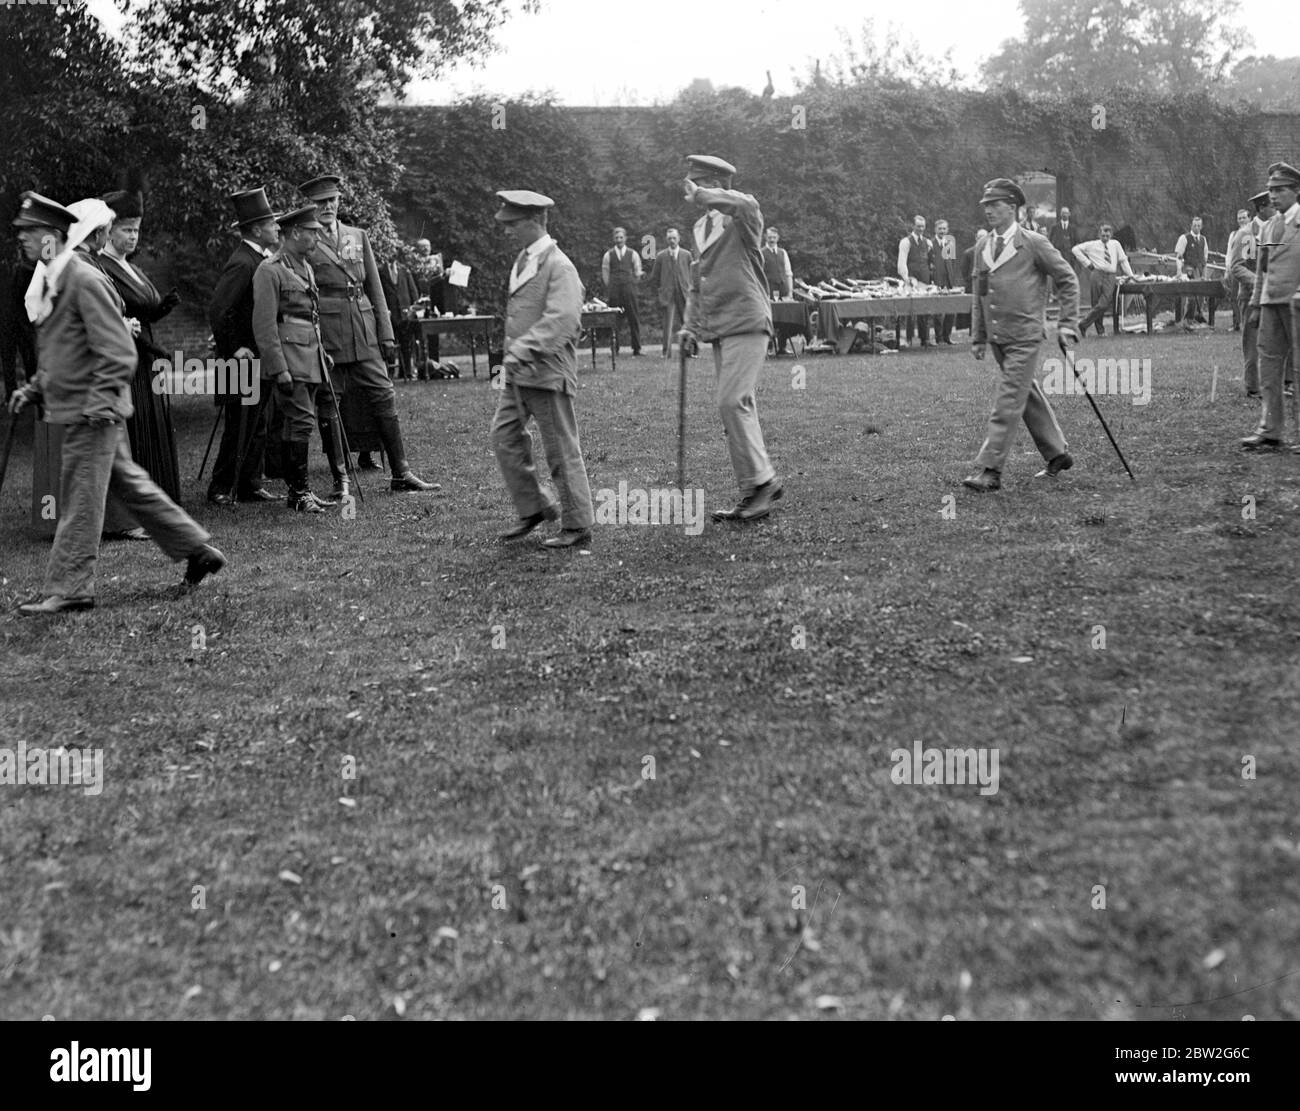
[24,198,116,324]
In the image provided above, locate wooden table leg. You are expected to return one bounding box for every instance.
[611,330,617,373]
[470,333,477,378]
[1209,296,1217,327]
[590,329,597,370]
[1145,295,1154,335]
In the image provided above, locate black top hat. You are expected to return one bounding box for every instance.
[230,187,275,226]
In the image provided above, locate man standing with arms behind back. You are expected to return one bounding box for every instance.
[897,214,934,348]
[963,177,1081,493]
[649,226,692,361]
[299,173,437,494]
[491,190,594,549]
[601,226,642,357]
[679,154,783,523]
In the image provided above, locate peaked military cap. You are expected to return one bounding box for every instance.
[979,178,1026,208]
[11,192,76,233]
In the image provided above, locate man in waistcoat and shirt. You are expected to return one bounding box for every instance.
[207,187,284,505]
[1241,162,1300,452]
[1174,216,1209,324]
[648,226,693,360]
[1072,224,1135,336]
[679,154,784,523]
[761,226,794,352]
[491,190,593,549]
[299,174,437,495]
[897,215,934,347]
[601,227,642,357]
[963,178,1081,493]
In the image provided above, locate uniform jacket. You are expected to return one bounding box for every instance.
[1048,221,1082,260]
[379,260,419,318]
[685,187,773,341]
[971,225,1080,346]
[252,251,328,384]
[31,252,137,424]
[307,222,394,362]
[1249,206,1300,307]
[649,245,693,306]
[209,240,269,358]
[931,234,962,289]
[504,238,583,393]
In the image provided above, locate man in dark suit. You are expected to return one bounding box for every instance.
[206,187,284,505]
[931,218,962,342]
[1048,206,1082,271]
[896,214,934,347]
[648,227,693,359]
[379,253,420,380]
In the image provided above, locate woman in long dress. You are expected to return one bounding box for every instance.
[98,189,182,506]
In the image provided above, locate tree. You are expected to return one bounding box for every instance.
[982,0,1252,97]
[802,19,965,91]
[1218,55,1300,106]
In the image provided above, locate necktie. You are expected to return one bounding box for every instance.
[993,234,1004,258]
[513,250,528,279]
[703,213,714,241]
[1107,243,1113,269]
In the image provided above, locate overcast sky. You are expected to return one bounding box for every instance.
[85,0,1297,106]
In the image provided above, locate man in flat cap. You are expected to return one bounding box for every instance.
[491,189,593,549]
[8,192,225,615]
[679,154,784,522]
[207,187,283,505]
[299,174,436,494]
[964,177,1081,492]
[252,205,340,513]
[1242,162,1300,451]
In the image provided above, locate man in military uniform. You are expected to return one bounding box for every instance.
[298,174,436,494]
[964,178,1080,492]
[492,190,593,549]
[207,186,283,505]
[252,205,339,513]
[1242,162,1300,451]
[679,154,783,522]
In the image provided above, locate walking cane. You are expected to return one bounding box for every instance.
[677,340,687,489]
[319,359,364,504]
[1058,336,1135,480]
[0,409,18,502]
[196,402,223,482]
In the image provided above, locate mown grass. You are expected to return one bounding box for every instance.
[2,329,1298,1020]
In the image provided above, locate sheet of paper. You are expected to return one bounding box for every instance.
[447,261,471,288]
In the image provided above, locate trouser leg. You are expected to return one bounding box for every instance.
[491,384,553,519]
[1242,298,1259,393]
[974,340,1050,472]
[526,388,594,530]
[42,422,117,598]
[1254,305,1290,440]
[713,332,776,493]
[105,425,209,560]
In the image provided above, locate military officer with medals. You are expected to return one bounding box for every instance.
[251,205,339,514]
[298,174,437,494]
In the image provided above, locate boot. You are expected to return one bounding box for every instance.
[284,441,326,514]
[318,415,350,501]
[376,412,439,492]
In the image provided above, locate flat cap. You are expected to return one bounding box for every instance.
[686,155,737,182]
[494,189,554,222]
[12,191,77,233]
[278,204,324,230]
[299,174,342,200]
[979,178,1026,208]
[1266,162,1300,189]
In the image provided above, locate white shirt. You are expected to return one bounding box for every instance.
[1073,238,1130,274]
[509,234,554,294]
[897,231,930,280]
[242,239,272,257]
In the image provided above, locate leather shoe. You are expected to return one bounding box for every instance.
[1035,452,1074,478]
[237,487,284,502]
[184,544,227,586]
[712,477,784,522]
[207,491,234,506]
[1241,433,1282,451]
[1246,390,1261,399]
[288,492,328,513]
[391,470,440,492]
[357,453,382,471]
[543,528,593,549]
[962,468,1002,492]
[18,595,95,617]
[501,503,560,541]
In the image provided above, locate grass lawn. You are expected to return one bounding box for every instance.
[2,328,1298,1020]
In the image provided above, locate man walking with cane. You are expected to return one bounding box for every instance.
[963,178,1081,492]
[678,154,783,523]
[491,190,593,549]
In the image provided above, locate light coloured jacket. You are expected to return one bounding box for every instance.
[685,187,772,341]
[504,240,583,393]
[33,252,137,424]
[972,225,1080,346]
[1249,206,1300,306]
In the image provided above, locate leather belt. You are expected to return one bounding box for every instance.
[278,313,317,325]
